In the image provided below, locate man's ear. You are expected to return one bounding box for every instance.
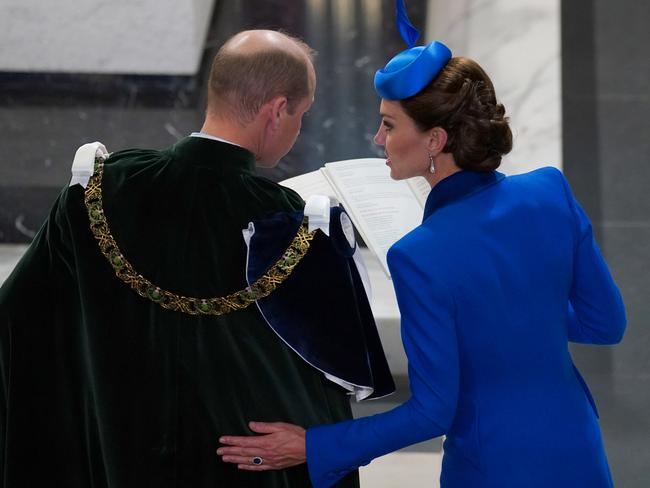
[427,127,448,154]
[267,96,288,130]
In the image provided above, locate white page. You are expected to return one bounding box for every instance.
[406,177,431,208]
[280,170,337,201]
[323,158,422,277]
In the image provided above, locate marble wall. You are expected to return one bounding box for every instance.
[0,0,215,74]
[427,0,561,174]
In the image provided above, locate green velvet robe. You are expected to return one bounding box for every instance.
[0,137,359,488]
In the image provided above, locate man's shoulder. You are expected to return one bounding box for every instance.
[105,147,168,169]
[98,147,177,191]
[57,145,171,217]
[245,175,305,212]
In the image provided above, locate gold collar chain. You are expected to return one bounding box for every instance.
[83,157,315,316]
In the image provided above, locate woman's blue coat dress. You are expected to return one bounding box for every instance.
[306,167,626,488]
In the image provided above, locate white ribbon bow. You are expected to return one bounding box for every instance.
[69,141,109,188]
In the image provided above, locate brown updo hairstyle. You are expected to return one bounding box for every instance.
[400,57,512,171]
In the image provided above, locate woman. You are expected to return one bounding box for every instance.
[217,37,626,488]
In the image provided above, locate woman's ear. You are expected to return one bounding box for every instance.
[428,127,448,154]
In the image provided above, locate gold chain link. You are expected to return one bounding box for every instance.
[84,157,315,315]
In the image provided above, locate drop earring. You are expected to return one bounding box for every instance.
[429,154,436,174]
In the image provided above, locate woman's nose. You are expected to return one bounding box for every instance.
[373,126,385,146]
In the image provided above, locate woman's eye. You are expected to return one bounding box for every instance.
[383,121,393,131]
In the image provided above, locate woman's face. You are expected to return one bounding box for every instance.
[374,99,431,180]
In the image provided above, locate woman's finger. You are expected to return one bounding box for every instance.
[221,455,255,465]
[237,463,273,471]
[219,434,270,448]
[248,421,301,434]
[219,452,291,470]
[217,446,271,457]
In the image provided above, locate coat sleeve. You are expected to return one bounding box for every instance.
[306,241,458,488]
[558,172,626,344]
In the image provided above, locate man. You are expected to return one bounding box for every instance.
[0,30,365,487]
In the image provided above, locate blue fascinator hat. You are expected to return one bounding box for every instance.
[374,0,452,100]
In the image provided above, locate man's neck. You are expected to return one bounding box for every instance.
[200,117,259,157]
[190,132,240,147]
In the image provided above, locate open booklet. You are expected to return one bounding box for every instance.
[281,158,431,278]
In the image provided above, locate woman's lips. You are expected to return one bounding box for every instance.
[386,157,391,165]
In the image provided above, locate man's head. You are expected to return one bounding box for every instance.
[205,30,316,167]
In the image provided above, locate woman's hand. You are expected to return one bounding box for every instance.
[217,421,306,471]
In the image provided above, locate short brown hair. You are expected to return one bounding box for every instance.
[400,57,512,171]
[207,34,315,123]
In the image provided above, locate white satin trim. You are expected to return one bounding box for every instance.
[69,142,108,188]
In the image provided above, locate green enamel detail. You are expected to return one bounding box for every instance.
[198,300,213,313]
[110,252,124,269]
[147,287,163,302]
[88,204,103,223]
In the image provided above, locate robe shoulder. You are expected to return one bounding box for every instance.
[102,145,304,213]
